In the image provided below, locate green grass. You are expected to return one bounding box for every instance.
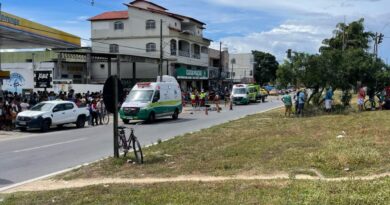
[56,108,390,180]
[2,178,389,205]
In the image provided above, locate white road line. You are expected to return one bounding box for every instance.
[12,138,87,153]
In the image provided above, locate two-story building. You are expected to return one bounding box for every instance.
[89,0,211,91]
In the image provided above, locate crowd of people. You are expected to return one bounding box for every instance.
[281,86,390,117]
[0,90,106,131]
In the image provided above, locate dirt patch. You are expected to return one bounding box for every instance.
[3,171,390,193]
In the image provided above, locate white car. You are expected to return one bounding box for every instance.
[16,101,90,132]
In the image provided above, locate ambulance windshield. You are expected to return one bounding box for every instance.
[126,90,154,102]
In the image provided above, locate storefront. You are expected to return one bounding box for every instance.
[175,66,208,92]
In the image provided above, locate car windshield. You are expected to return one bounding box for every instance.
[233,88,247,94]
[30,103,54,112]
[126,90,154,102]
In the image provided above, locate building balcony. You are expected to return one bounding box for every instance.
[192,53,200,59]
[179,50,190,58]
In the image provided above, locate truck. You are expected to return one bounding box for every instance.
[119,76,182,124]
[16,101,90,132]
[250,84,268,102]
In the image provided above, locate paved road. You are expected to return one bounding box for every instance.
[0,99,282,190]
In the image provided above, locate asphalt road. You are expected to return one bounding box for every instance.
[0,99,282,190]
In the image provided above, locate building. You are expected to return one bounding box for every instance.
[208,47,229,90]
[89,0,211,91]
[229,53,255,84]
[0,10,82,94]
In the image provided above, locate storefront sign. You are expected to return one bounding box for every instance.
[34,70,53,88]
[176,67,208,80]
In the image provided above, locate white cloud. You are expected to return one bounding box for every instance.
[205,0,390,61]
[214,20,332,61]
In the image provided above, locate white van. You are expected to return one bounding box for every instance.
[231,84,250,105]
[120,76,182,123]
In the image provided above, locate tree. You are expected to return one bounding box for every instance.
[277,18,390,106]
[252,51,279,85]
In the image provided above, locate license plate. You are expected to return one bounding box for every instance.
[19,121,26,125]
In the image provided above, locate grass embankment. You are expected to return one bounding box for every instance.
[2,108,390,204]
[58,109,390,179]
[2,178,389,205]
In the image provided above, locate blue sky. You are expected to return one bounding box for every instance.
[1,0,390,62]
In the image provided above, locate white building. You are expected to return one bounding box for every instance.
[229,53,255,83]
[89,0,211,90]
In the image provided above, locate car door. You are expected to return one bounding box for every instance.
[64,103,76,123]
[52,104,66,125]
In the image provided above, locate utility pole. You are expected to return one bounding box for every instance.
[219,42,222,84]
[0,3,3,94]
[159,19,163,82]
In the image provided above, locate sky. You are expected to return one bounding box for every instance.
[1,0,390,62]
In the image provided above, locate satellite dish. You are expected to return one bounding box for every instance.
[103,76,123,113]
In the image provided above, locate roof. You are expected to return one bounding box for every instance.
[124,3,206,25]
[129,0,168,11]
[89,11,128,21]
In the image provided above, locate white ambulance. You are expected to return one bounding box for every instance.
[120,76,182,123]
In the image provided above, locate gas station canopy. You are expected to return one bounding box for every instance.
[0,11,81,49]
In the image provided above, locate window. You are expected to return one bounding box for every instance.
[146,43,156,52]
[53,104,65,112]
[153,90,160,102]
[146,20,156,29]
[109,44,119,53]
[64,103,74,110]
[114,21,124,30]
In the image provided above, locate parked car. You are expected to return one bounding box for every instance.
[269,89,279,96]
[16,101,90,132]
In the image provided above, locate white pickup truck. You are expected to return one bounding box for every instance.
[16,101,90,132]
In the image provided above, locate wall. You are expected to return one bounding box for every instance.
[229,53,254,82]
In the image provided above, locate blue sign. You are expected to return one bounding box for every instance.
[5,72,25,93]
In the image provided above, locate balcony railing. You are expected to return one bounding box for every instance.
[179,50,190,57]
[192,53,200,59]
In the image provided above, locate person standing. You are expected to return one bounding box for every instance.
[357,86,366,112]
[297,89,306,117]
[281,91,292,117]
[20,99,30,111]
[325,87,333,113]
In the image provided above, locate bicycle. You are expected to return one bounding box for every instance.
[100,107,110,125]
[117,126,144,164]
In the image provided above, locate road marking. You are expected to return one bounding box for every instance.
[12,138,87,153]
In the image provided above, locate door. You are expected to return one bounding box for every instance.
[52,104,66,125]
[64,103,76,123]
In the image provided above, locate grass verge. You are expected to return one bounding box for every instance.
[56,108,390,180]
[1,178,389,205]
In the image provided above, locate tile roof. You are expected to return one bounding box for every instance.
[89,11,128,21]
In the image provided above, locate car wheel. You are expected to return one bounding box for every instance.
[76,116,86,128]
[147,112,155,124]
[20,127,27,132]
[172,109,179,120]
[40,120,51,132]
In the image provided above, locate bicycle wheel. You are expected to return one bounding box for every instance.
[118,134,128,156]
[102,112,110,125]
[364,100,376,111]
[132,137,144,164]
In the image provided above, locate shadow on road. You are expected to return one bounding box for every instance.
[0,178,14,185]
